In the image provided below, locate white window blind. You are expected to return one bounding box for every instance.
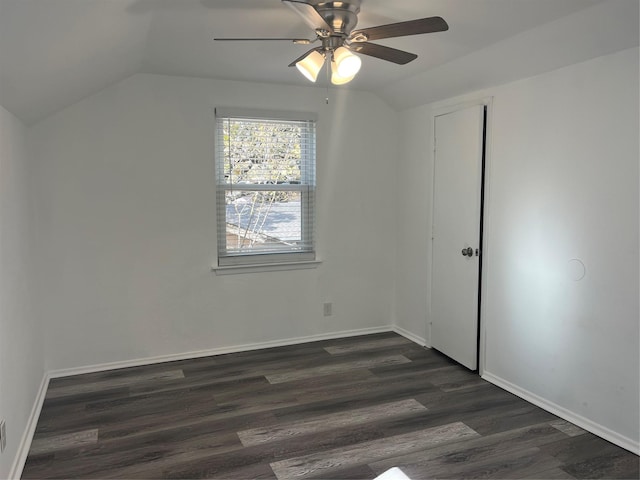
[215,108,317,266]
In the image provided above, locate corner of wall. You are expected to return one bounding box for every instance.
[0,105,46,479]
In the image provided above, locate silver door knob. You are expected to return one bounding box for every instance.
[461,247,473,257]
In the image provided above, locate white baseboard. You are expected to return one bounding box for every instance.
[11,325,424,477]
[27,329,639,477]
[48,326,394,379]
[8,374,50,480]
[12,326,396,476]
[482,371,640,455]
[391,325,427,347]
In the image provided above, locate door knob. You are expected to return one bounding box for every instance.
[461,247,473,257]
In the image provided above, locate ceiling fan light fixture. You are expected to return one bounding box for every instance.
[296,50,325,82]
[333,46,361,78]
[330,60,356,85]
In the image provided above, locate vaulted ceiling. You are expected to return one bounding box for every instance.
[0,0,638,124]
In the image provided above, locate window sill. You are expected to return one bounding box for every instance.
[212,260,322,275]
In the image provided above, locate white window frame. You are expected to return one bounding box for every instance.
[213,107,319,273]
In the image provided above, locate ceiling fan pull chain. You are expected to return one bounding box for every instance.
[325,60,330,104]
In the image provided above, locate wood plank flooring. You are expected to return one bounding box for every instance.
[21,333,639,479]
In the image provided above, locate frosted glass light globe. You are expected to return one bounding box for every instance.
[333,47,361,78]
[296,50,325,82]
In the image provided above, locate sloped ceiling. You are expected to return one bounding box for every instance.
[0,0,637,124]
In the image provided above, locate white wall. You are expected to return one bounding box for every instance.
[29,74,398,371]
[0,106,43,478]
[396,47,639,450]
[393,106,432,343]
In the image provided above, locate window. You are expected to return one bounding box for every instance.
[215,108,317,267]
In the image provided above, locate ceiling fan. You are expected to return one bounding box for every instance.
[214,0,448,85]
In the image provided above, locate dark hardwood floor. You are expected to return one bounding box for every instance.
[22,333,639,479]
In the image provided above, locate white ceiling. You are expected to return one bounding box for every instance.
[0,0,638,124]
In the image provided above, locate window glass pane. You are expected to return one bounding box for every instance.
[224,189,308,254]
[223,120,304,185]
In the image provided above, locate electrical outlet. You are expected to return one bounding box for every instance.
[0,419,6,453]
[323,302,333,317]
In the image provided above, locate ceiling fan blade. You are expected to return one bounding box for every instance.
[214,37,313,45]
[349,16,448,42]
[288,47,324,67]
[349,42,417,65]
[282,0,333,33]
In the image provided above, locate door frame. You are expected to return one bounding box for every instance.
[428,96,493,375]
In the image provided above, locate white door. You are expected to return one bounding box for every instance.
[431,104,485,370]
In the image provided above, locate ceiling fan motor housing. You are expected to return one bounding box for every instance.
[312,0,361,35]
